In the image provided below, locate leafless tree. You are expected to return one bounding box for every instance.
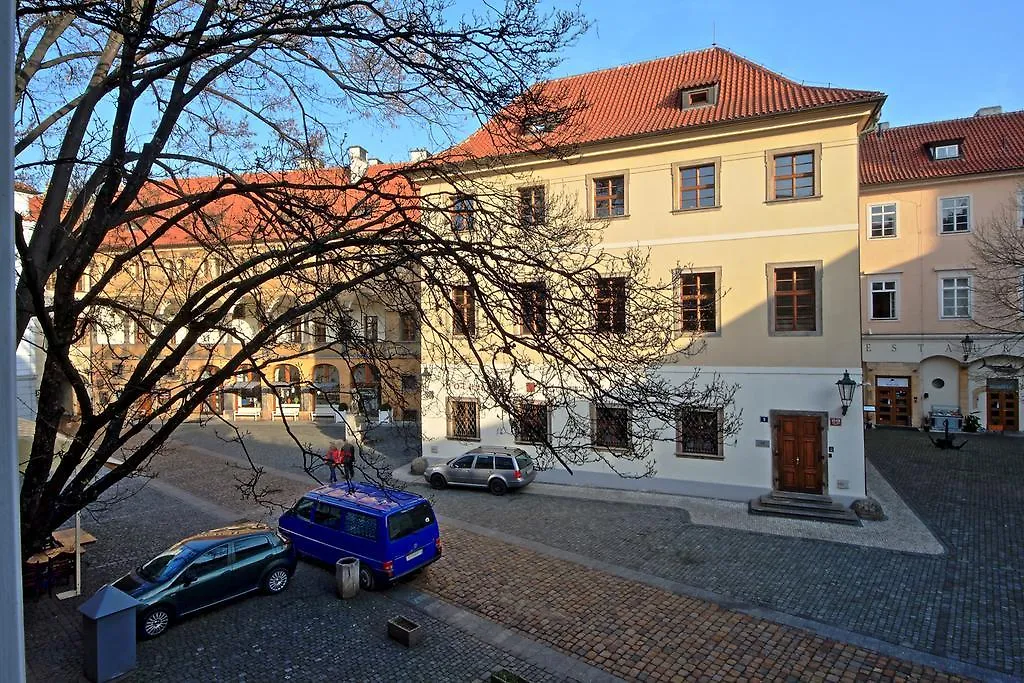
[971,186,1024,343]
[14,0,737,557]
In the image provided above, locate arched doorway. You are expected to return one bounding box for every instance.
[311,364,341,418]
[351,363,381,416]
[273,364,302,418]
[198,365,223,415]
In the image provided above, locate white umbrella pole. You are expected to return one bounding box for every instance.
[56,511,82,600]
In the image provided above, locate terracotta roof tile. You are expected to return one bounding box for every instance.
[860,110,1024,185]
[449,46,884,159]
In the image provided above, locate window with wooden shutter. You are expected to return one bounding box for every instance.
[773,266,817,333]
[595,277,627,333]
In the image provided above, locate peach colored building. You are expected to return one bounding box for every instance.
[859,109,1024,431]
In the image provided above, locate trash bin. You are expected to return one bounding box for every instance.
[336,557,360,599]
[78,585,142,682]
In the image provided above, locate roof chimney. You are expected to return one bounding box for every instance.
[875,121,889,137]
[409,148,429,163]
[368,157,381,167]
[975,105,1003,117]
[348,146,369,182]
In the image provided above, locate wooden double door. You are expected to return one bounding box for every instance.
[875,378,911,427]
[987,379,1019,432]
[774,414,824,494]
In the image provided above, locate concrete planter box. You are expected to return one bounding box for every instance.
[386,616,423,647]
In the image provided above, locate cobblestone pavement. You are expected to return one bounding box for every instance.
[23,479,592,683]
[169,424,1024,678]
[414,525,969,682]
[133,437,995,680]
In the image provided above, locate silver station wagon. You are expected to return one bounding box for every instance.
[424,446,536,495]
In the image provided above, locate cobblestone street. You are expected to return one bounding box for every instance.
[24,426,1021,681]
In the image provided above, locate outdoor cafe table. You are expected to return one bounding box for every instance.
[25,528,97,564]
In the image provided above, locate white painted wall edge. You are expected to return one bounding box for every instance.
[1,0,28,676]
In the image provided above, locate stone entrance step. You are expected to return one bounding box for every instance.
[748,491,862,526]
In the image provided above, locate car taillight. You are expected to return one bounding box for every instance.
[383,560,393,575]
[514,470,522,480]
[435,537,443,554]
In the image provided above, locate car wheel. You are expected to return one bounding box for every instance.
[429,474,447,490]
[489,478,508,496]
[139,605,172,639]
[262,566,291,594]
[358,565,376,591]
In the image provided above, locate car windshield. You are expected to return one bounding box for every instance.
[138,545,198,583]
[387,502,434,541]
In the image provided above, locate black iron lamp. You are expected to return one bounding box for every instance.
[960,334,975,362]
[836,370,857,416]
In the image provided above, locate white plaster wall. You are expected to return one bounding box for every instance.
[421,364,866,501]
[919,356,960,416]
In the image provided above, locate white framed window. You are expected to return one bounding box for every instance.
[939,196,971,234]
[868,203,897,238]
[932,143,960,160]
[870,279,898,320]
[939,273,971,319]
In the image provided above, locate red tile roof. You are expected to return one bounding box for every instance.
[860,110,1024,186]
[449,46,884,160]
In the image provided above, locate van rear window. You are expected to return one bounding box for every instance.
[387,503,435,541]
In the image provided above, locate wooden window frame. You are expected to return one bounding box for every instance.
[675,268,720,336]
[868,202,898,239]
[452,286,476,337]
[767,261,823,337]
[447,398,480,441]
[399,312,419,342]
[518,281,548,336]
[451,194,476,235]
[586,171,629,219]
[675,407,725,459]
[518,185,546,228]
[513,401,550,445]
[363,314,379,341]
[591,404,629,450]
[594,275,628,334]
[765,144,822,202]
[672,158,721,212]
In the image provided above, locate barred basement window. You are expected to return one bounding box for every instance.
[593,405,628,449]
[448,399,479,440]
[676,408,723,458]
[513,403,548,444]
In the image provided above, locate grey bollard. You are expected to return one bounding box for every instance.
[335,557,360,599]
[78,585,142,682]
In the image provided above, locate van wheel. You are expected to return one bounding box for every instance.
[359,566,376,591]
[429,474,447,490]
[488,478,508,496]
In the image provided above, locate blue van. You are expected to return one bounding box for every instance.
[277,483,441,590]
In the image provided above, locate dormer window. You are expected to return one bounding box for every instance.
[930,142,961,160]
[521,112,561,135]
[679,83,718,109]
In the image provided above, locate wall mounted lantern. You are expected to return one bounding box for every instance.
[836,370,857,416]
[960,334,975,362]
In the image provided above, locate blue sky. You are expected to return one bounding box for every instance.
[354,0,1023,163]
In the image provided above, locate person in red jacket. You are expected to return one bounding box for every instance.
[325,443,343,483]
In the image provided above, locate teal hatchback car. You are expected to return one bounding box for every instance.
[111,522,296,638]
[278,483,441,590]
